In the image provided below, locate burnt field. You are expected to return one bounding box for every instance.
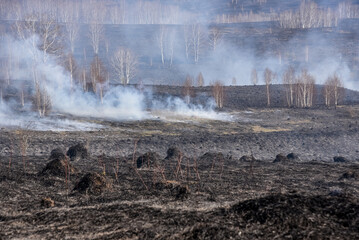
[1,85,359,239]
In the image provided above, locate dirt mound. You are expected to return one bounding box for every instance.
[73,172,110,195]
[165,146,182,160]
[231,193,359,238]
[154,181,190,200]
[198,152,225,169]
[66,143,88,162]
[49,148,66,160]
[287,152,299,160]
[136,152,160,168]
[41,197,54,208]
[273,153,289,163]
[239,155,256,162]
[339,170,358,180]
[334,156,349,163]
[172,184,190,200]
[39,158,76,177]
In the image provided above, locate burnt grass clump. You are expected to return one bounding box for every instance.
[273,153,289,163]
[66,143,88,162]
[39,158,76,176]
[165,146,183,160]
[334,156,349,163]
[136,152,161,168]
[73,172,110,195]
[39,149,76,176]
[239,155,256,162]
[198,152,226,170]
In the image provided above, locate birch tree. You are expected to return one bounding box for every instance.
[208,27,222,51]
[324,73,344,108]
[89,23,103,55]
[90,56,107,104]
[191,23,206,64]
[111,47,138,85]
[264,68,274,107]
[283,66,295,107]
[212,80,224,108]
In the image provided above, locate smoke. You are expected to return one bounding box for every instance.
[0,35,228,130]
[151,96,230,121]
[176,22,357,90]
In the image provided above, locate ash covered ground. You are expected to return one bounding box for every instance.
[1,86,359,239]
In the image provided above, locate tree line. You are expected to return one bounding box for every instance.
[183,67,344,110]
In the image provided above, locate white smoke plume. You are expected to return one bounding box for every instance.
[0,35,227,130]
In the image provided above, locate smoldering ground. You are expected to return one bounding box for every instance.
[0,35,229,130]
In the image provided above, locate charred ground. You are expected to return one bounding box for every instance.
[1,85,359,239]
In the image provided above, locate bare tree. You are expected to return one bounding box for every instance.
[212,80,224,108]
[80,67,88,92]
[295,69,315,108]
[282,66,295,107]
[324,73,344,108]
[89,23,103,55]
[251,68,258,86]
[14,14,40,60]
[33,77,51,116]
[111,47,138,85]
[331,74,343,107]
[14,13,62,63]
[323,78,332,107]
[64,21,79,54]
[157,25,167,66]
[64,53,78,91]
[90,56,107,103]
[208,27,222,51]
[191,23,206,64]
[167,29,175,67]
[38,14,63,63]
[197,72,204,87]
[183,75,193,104]
[183,25,191,60]
[264,68,274,107]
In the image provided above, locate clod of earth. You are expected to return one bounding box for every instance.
[287,152,299,160]
[39,151,76,177]
[198,152,225,169]
[165,146,183,160]
[273,153,289,163]
[239,155,256,162]
[172,184,190,200]
[73,172,110,195]
[334,156,349,163]
[49,148,66,160]
[66,143,88,162]
[339,170,358,180]
[136,152,160,168]
[41,197,54,208]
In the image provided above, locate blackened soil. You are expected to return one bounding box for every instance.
[1,154,359,239]
[2,100,359,238]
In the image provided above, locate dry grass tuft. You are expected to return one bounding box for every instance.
[252,125,290,133]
